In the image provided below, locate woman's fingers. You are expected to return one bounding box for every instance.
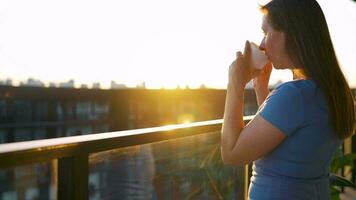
[229,43,256,86]
[345,188,356,196]
[340,187,356,200]
[265,62,273,70]
[262,62,273,74]
[236,51,243,59]
[243,40,251,59]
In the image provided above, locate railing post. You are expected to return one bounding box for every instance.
[58,154,89,200]
[244,164,253,200]
[235,164,252,200]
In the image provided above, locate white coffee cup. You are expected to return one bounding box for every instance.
[249,42,268,70]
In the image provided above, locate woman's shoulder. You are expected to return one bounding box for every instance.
[272,80,324,108]
[275,79,316,89]
[273,80,317,96]
[263,81,306,107]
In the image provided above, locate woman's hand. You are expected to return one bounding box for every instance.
[340,188,356,200]
[228,41,263,87]
[253,62,273,90]
[252,62,272,106]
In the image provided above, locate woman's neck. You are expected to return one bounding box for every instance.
[292,68,307,80]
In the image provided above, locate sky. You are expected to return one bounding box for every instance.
[0,0,355,89]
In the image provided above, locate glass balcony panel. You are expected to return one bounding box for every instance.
[12,100,32,122]
[0,160,57,200]
[0,129,7,144]
[89,131,242,199]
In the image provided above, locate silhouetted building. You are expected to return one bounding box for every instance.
[110,81,127,89]
[0,79,13,86]
[92,83,101,89]
[19,78,45,87]
[59,80,74,88]
[0,85,260,144]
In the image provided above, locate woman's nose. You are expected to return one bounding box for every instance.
[259,38,266,51]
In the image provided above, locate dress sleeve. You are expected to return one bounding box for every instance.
[257,83,304,136]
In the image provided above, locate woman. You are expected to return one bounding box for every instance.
[221,0,355,199]
[340,188,356,200]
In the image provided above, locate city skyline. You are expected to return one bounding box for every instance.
[0,76,287,90]
[0,0,356,89]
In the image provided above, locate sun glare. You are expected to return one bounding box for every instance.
[0,1,355,88]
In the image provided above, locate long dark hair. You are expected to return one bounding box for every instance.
[261,0,355,139]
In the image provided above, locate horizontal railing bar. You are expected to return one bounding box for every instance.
[0,116,254,169]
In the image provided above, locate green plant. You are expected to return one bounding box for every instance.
[329,147,356,200]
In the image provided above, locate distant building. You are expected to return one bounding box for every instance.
[0,79,13,86]
[0,86,261,144]
[48,82,57,88]
[110,81,127,89]
[5,79,13,86]
[92,82,101,89]
[80,84,88,89]
[59,80,75,88]
[20,78,45,87]
[136,82,146,89]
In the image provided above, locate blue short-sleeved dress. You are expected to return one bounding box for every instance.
[248,80,342,200]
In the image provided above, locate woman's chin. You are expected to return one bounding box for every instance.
[271,63,280,69]
[272,64,289,70]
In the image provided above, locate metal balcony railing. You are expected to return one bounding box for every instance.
[0,116,254,200]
